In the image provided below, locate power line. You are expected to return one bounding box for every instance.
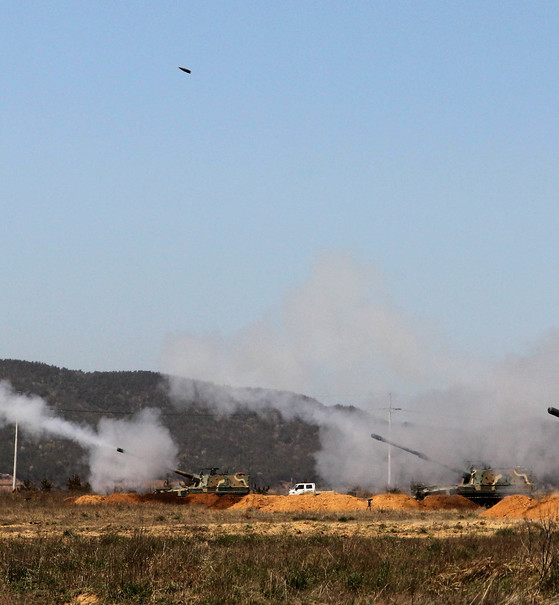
[56,408,246,418]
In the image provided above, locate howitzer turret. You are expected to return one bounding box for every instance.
[173,469,197,481]
[172,467,211,487]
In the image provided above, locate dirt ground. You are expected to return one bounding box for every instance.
[2,491,555,541]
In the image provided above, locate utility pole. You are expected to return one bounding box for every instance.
[12,423,18,492]
[387,395,402,489]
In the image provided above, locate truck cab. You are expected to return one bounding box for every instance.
[288,482,316,495]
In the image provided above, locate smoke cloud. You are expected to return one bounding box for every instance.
[162,253,466,401]
[0,381,178,493]
[161,253,559,490]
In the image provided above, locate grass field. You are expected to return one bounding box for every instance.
[0,492,558,604]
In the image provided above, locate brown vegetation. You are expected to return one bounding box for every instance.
[1,492,559,604]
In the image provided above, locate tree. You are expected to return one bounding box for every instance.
[40,478,53,491]
[20,479,37,492]
[67,474,83,491]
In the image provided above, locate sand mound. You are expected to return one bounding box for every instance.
[74,493,145,505]
[228,493,368,512]
[481,495,536,519]
[141,493,190,504]
[524,496,559,520]
[368,493,420,510]
[182,494,221,508]
[228,494,284,511]
[421,494,479,511]
[482,495,559,520]
[74,495,107,505]
[209,494,243,509]
[106,493,142,504]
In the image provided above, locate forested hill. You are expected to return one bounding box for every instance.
[0,359,320,489]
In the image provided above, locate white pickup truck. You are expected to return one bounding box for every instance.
[288,482,318,495]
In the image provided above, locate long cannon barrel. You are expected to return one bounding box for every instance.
[548,407,559,419]
[371,433,462,474]
[173,469,199,481]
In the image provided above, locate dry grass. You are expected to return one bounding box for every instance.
[0,492,558,604]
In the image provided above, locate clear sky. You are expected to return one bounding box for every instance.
[2,2,559,394]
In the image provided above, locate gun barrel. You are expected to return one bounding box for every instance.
[548,407,559,419]
[371,433,429,461]
[173,469,199,481]
[371,433,462,474]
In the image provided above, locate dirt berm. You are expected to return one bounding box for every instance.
[73,492,478,512]
[482,494,559,520]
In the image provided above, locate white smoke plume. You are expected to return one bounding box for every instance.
[161,253,559,491]
[0,381,178,493]
[162,253,465,401]
[88,409,178,494]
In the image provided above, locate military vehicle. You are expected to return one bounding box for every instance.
[412,465,533,506]
[371,432,533,505]
[154,467,250,497]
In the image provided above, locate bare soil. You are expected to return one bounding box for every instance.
[482,494,559,520]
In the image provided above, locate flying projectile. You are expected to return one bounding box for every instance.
[548,407,559,419]
[116,448,124,453]
[178,66,191,74]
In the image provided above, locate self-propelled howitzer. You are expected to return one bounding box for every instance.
[155,467,250,497]
[371,433,533,505]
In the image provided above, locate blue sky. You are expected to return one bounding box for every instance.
[2,2,559,393]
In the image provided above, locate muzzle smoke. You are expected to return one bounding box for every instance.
[161,253,559,490]
[0,381,177,493]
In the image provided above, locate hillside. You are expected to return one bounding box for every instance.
[0,360,321,489]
